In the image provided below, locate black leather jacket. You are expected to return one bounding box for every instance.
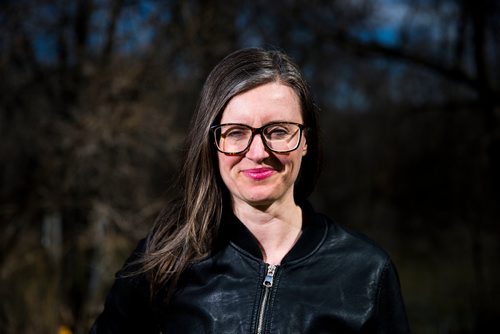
[91,203,410,333]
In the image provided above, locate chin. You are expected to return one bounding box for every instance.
[242,190,285,207]
[232,183,294,207]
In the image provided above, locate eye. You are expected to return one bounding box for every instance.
[222,126,249,140]
[265,125,290,139]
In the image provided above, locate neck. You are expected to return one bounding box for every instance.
[232,197,303,265]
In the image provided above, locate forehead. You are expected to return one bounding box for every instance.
[220,82,302,124]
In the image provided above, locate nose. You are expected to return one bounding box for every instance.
[245,133,270,161]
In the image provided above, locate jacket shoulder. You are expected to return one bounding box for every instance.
[317,213,392,265]
[90,239,158,333]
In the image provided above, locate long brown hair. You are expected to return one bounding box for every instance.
[139,48,321,296]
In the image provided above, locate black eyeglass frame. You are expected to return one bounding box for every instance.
[210,121,306,155]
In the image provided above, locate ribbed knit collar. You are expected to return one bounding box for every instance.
[225,201,328,264]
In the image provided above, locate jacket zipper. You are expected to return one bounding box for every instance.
[256,264,277,334]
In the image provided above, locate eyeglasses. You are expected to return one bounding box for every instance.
[210,122,306,155]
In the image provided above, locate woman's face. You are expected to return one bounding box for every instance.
[217,82,308,208]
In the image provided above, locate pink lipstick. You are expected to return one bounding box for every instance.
[243,168,275,181]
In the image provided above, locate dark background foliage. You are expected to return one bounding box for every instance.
[1,0,499,333]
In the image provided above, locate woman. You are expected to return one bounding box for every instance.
[91,48,410,333]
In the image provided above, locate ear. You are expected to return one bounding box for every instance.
[302,140,308,156]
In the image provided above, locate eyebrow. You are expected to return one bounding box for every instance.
[217,120,302,126]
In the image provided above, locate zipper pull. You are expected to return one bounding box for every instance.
[262,264,277,288]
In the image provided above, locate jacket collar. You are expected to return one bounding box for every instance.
[225,201,327,264]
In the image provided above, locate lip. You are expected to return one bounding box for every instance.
[242,167,275,181]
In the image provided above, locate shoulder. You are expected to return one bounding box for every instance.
[314,211,392,267]
[107,238,152,299]
[91,239,159,333]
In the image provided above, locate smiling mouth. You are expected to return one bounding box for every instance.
[243,168,275,181]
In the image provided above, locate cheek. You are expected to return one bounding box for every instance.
[217,154,241,177]
[279,153,304,175]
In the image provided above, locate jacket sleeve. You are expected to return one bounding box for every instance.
[367,259,411,334]
[90,240,158,334]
